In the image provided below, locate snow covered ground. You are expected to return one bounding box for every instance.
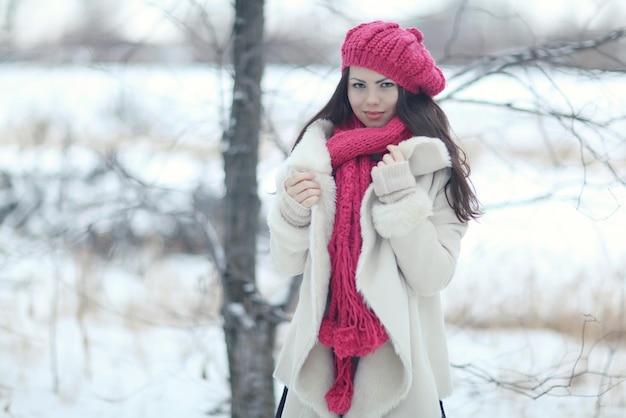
[0,63,625,417]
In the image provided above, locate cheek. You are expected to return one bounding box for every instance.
[347,91,361,108]
[387,92,399,108]
[386,95,398,117]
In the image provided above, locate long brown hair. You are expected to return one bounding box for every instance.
[294,69,481,222]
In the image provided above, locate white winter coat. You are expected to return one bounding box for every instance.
[267,119,468,417]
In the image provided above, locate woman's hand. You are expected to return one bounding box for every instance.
[375,144,406,169]
[284,171,321,208]
[370,144,416,204]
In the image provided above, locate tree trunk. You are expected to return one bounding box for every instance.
[221,1,275,418]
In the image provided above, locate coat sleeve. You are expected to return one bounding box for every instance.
[266,120,336,278]
[266,165,311,276]
[371,168,467,296]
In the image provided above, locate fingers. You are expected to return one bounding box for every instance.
[284,171,321,208]
[299,193,321,208]
[284,170,315,187]
[387,145,405,161]
[376,145,406,168]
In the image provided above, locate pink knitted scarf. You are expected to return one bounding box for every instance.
[319,116,413,414]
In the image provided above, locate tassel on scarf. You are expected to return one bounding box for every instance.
[324,356,355,415]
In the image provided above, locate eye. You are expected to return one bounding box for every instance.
[351,82,366,89]
[380,81,396,88]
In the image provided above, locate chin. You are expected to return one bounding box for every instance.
[365,120,389,128]
[357,117,386,128]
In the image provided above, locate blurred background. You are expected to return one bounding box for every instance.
[1,0,625,417]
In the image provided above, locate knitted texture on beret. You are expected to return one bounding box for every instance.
[341,21,445,97]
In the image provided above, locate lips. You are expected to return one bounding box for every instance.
[364,111,383,121]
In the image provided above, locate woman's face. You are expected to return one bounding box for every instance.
[347,66,399,127]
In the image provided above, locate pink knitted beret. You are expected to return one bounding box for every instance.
[341,21,445,97]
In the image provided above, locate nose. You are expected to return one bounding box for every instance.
[366,89,380,105]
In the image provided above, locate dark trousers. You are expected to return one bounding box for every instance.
[275,387,447,417]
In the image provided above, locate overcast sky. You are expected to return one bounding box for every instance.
[4,0,623,47]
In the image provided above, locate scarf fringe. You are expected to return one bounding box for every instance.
[320,243,388,359]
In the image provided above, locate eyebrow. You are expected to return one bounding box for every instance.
[349,77,391,84]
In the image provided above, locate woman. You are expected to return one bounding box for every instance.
[268,21,481,417]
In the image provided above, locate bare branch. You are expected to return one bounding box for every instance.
[453,318,626,402]
[446,28,626,96]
